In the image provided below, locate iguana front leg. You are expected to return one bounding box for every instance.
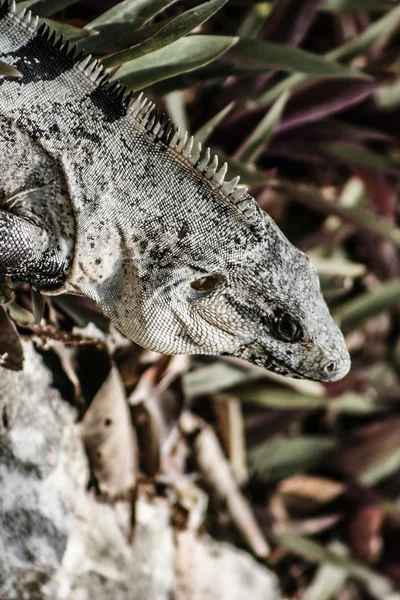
[0,208,71,290]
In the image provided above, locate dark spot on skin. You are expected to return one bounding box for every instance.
[72,127,102,145]
[88,87,126,123]
[1,37,71,85]
[95,258,102,265]
[149,247,170,262]
[225,294,258,323]
[49,122,60,136]
[178,222,190,240]
[104,418,112,426]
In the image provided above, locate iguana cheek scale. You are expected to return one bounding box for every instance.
[0,1,351,382]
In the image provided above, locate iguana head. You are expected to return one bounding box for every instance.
[127,181,350,383]
[149,208,350,383]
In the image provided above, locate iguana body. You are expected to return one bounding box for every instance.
[0,1,350,382]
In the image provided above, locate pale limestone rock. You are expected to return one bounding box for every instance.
[0,341,280,600]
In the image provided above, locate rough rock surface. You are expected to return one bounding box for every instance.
[0,341,281,600]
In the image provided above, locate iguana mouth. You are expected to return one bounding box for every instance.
[243,342,304,379]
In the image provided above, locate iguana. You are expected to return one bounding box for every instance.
[0,0,350,382]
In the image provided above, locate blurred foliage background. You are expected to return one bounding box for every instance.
[4,0,400,598]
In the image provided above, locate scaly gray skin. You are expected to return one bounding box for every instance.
[0,1,350,382]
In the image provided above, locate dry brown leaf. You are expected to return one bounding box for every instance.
[0,306,23,371]
[333,417,400,479]
[276,514,341,536]
[129,356,186,476]
[181,411,270,558]
[129,365,162,476]
[346,505,384,564]
[81,366,138,500]
[213,394,248,485]
[48,340,81,400]
[278,475,344,503]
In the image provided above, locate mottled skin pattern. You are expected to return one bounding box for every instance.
[0,2,350,382]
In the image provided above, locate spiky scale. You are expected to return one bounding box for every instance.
[205,155,219,179]
[197,147,211,172]
[213,163,228,186]
[170,126,181,147]
[182,136,193,159]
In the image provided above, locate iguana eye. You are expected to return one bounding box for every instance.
[190,274,224,293]
[273,313,302,343]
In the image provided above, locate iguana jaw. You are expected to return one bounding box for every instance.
[236,339,350,383]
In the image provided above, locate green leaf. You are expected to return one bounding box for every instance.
[320,143,400,176]
[113,35,238,90]
[303,543,349,600]
[81,0,178,53]
[52,296,110,332]
[329,4,400,62]
[322,0,392,11]
[164,90,189,133]
[256,5,400,105]
[377,78,400,108]
[310,255,366,280]
[193,102,235,146]
[274,534,382,583]
[103,0,228,68]
[215,152,273,185]
[237,2,271,38]
[226,38,368,79]
[87,0,177,28]
[7,301,35,326]
[183,361,252,396]
[311,119,393,143]
[334,279,400,332]
[239,386,325,409]
[41,19,98,42]
[331,393,387,415]
[360,447,400,486]
[248,436,338,482]
[268,179,400,247]
[17,0,80,17]
[238,91,290,164]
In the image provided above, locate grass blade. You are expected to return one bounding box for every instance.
[17,0,79,16]
[268,178,400,247]
[113,35,238,90]
[227,38,368,78]
[87,0,178,28]
[103,0,228,68]
[320,143,400,176]
[238,91,290,164]
[193,102,235,145]
[248,436,338,482]
[256,5,400,105]
[81,0,178,53]
[334,279,400,331]
[322,0,392,11]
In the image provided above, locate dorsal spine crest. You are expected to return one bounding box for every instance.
[0,0,259,224]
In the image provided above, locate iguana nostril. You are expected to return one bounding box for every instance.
[324,361,337,373]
